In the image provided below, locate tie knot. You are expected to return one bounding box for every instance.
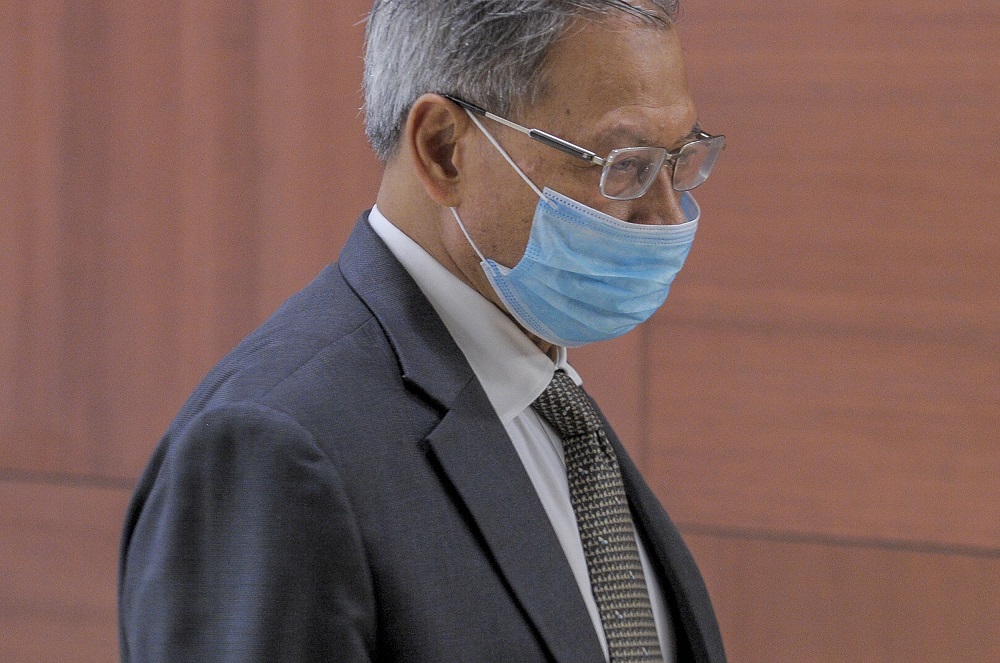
[532,370,602,439]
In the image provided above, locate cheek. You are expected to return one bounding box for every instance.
[457,163,541,267]
[537,160,606,208]
[464,188,538,268]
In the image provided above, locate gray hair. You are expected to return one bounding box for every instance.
[362,0,680,162]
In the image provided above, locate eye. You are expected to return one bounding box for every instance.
[634,158,657,179]
[610,156,640,173]
[602,148,669,198]
[613,151,657,169]
[610,153,658,177]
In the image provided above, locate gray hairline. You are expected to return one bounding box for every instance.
[362,1,680,163]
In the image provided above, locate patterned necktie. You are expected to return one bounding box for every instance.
[532,370,663,663]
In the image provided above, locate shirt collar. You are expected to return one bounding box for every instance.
[367,205,581,424]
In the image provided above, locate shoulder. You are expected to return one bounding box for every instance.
[177,262,396,422]
[144,242,448,485]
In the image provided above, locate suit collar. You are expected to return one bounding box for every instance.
[338,212,473,410]
[367,204,569,425]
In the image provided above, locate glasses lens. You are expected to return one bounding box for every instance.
[600,147,668,200]
[672,135,725,191]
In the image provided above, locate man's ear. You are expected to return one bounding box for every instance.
[404,93,471,207]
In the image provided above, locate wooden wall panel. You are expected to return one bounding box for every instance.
[684,532,1000,662]
[2,0,92,477]
[647,0,1000,658]
[1,0,379,481]
[673,0,999,305]
[173,0,264,387]
[0,1,29,447]
[647,311,999,548]
[654,0,1000,541]
[675,0,1000,305]
[0,480,130,663]
[255,0,382,316]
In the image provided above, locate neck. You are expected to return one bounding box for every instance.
[377,165,558,359]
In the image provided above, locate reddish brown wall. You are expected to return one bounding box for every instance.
[2,1,997,660]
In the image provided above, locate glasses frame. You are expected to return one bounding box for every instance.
[442,94,724,199]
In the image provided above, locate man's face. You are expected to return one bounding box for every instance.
[443,15,698,328]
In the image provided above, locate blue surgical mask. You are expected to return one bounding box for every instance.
[451,112,699,348]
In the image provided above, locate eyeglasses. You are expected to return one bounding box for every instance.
[443,94,725,200]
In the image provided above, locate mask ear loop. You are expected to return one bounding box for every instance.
[450,107,559,265]
[462,110,556,208]
[450,207,489,264]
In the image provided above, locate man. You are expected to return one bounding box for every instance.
[119,1,728,662]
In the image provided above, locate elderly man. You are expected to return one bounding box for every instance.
[119,1,727,662]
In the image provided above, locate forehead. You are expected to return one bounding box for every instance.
[525,17,695,146]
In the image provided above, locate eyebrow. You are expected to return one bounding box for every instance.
[601,120,703,152]
[670,121,703,149]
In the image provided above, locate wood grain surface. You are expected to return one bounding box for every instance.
[0,480,131,663]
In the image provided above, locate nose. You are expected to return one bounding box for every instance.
[625,169,688,226]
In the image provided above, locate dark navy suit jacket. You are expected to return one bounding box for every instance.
[118,213,727,662]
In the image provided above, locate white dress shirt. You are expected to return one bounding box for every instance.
[367,206,675,662]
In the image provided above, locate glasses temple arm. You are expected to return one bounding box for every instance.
[442,94,604,166]
[527,130,603,165]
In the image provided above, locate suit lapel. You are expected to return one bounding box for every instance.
[425,381,605,663]
[339,215,605,663]
[338,214,472,410]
